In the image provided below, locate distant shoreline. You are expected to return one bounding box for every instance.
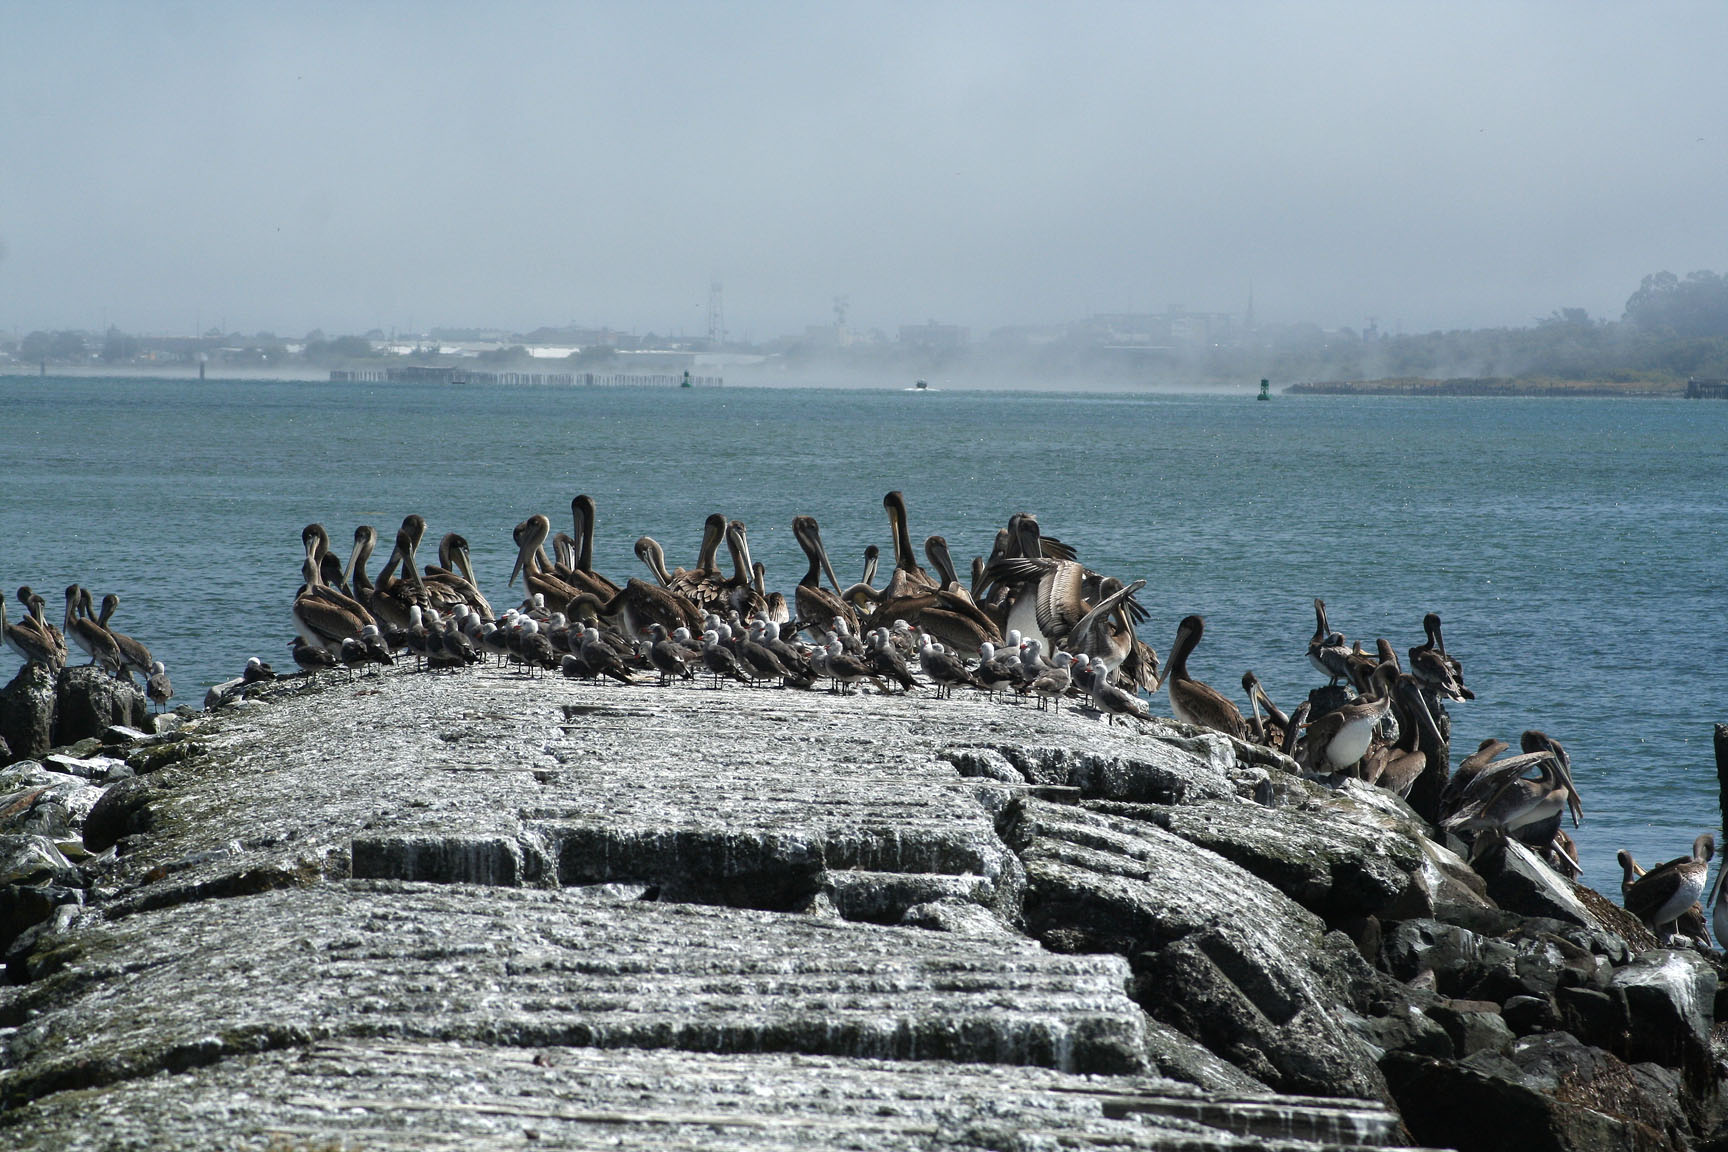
[1285,377,1683,397]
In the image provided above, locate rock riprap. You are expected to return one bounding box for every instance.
[0,664,1721,1149]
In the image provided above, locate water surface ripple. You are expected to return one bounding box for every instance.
[2,375,1723,887]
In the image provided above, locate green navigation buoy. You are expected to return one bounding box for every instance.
[1257,378,1271,401]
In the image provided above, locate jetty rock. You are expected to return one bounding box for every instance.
[0,665,1721,1149]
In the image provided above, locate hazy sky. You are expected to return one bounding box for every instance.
[3,2,1725,340]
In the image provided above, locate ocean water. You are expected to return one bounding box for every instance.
[1,373,1724,890]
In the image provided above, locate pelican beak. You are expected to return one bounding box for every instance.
[508,536,530,588]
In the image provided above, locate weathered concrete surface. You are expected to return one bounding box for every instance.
[0,667,1430,1149]
[4,663,1719,1147]
[0,1043,1407,1152]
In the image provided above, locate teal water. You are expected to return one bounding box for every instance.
[2,374,1725,889]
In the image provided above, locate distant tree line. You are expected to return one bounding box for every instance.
[9,270,1728,383]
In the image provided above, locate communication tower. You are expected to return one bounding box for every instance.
[707,281,725,346]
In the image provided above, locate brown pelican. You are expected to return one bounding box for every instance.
[16,587,68,667]
[368,523,434,631]
[1306,599,1352,686]
[1369,675,1446,796]
[790,516,862,638]
[424,533,495,621]
[293,537,369,652]
[300,524,377,623]
[722,521,768,619]
[662,514,732,615]
[752,563,790,626]
[565,494,622,600]
[567,575,705,641]
[1437,738,1511,820]
[1164,615,1247,740]
[860,535,1003,657]
[509,514,590,608]
[981,544,1147,662]
[1300,662,1398,775]
[635,535,681,588]
[1,593,59,670]
[63,585,122,674]
[1410,612,1473,701]
[95,593,154,680]
[1624,834,1714,941]
[881,491,938,600]
[1712,858,1728,951]
[1241,670,1293,750]
[1439,741,1582,842]
[1061,578,1145,678]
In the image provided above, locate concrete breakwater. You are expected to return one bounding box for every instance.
[0,665,1723,1149]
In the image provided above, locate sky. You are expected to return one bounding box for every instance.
[2,2,1725,341]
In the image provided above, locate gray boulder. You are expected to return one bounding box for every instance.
[1384,1032,1691,1151]
[53,666,146,747]
[1610,948,1716,1094]
[1005,797,1387,1099]
[0,663,57,765]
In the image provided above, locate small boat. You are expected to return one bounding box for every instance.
[906,379,934,392]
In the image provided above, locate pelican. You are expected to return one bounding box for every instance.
[292,554,368,653]
[568,577,705,641]
[1,593,59,670]
[1306,599,1352,686]
[1370,675,1446,797]
[1163,615,1247,739]
[1712,857,1728,951]
[509,514,589,609]
[1440,742,1582,842]
[867,539,1004,658]
[880,491,938,600]
[1410,612,1473,701]
[564,494,622,600]
[63,584,122,674]
[1300,662,1399,775]
[95,592,154,680]
[424,532,495,621]
[790,516,862,639]
[981,552,1146,661]
[676,514,733,615]
[1061,578,1145,679]
[17,586,68,667]
[1624,834,1714,942]
[722,521,768,619]
[1241,670,1293,749]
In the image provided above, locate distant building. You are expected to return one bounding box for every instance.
[898,321,969,351]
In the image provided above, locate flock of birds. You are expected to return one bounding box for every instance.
[0,583,172,711]
[4,490,1719,952]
